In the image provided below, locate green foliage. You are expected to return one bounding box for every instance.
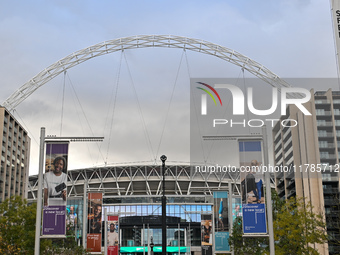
[274,197,327,255]
[43,224,89,255]
[228,216,267,255]
[270,188,285,220]
[0,196,88,255]
[0,196,51,254]
[229,191,327,255]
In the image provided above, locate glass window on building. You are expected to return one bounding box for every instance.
[317,120,326,126]
[318,130,327,137]
[320,151,329,159]
[316,109,325,115]
[334,109,340,115]
[319,141,328,148]
[107,203,209,252]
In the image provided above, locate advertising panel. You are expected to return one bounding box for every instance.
[87,193,103,253]
[215,232,230,252]
[242,203,267,234]
[213,191,229,252]
[239,140,267,235]
[42,142,69,237]
[201,214,212,255]
[66,204,81,240]
[107,215,119,255]
[232,197,242,223]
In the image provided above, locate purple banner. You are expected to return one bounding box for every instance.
[43,205,67,235]
[42,142,69,237]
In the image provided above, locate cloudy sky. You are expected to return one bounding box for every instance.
[0,0,338,175]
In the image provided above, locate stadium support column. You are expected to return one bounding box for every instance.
[262,125,274,255]
[160,155,167,255]
[83,180,87,249]
[34,127,45,255]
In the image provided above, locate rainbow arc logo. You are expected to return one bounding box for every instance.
[196,82,222,115]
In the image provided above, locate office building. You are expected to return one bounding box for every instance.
[273,89,340,255]
[0,106,30,202]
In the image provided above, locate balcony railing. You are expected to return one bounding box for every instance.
[323,188,339,194]
[320,154,336,159]
[274,142,282,152]
[282,129,291,142]
[317,121,333,127]
[322,176,339,182]
[315,99,331,104]
[283,136,292,150]
[276,171,284,179]
[316,111,332,116]
[287,189,296,198]
[274,131,281,143]
[284,146,293,159]
[318,133,334,138]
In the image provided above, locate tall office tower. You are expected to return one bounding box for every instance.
[0,106,30,202]
[273,89,340,255]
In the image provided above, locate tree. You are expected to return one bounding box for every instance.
[0,196,88,255]
[0,196,51,254]
[228,189,282,254]
[274,197,327,255]
[228,216,267,255]
[44,223,89,255]
[229,191,327,255]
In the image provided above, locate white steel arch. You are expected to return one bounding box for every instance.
[3,35,293,111]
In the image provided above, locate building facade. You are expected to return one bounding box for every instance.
[28,164,240,254]
[273,89,340,255]
[0,106,30,202]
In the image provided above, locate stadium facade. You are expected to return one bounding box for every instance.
[28,164,241,254]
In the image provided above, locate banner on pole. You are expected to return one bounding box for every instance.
[213,191,230,252]
[232,197,242,223]
[66,204,81,240]
[242,203,267,234]
[201,214,212,255]
[42,142,69,237]
[87,193,103,252]
[239,140,267,235]
[107,215,119,255]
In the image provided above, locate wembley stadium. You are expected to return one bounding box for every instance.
[28,164,242,254]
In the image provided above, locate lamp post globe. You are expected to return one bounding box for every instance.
[160,155,167,162]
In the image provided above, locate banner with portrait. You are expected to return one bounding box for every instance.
[87,193,103,253]
[201,214,212,255]
[66,204,81,240]
[42,142,69,237]
[232,197,242,223]
[107,215,119,255]
[213,191,230,252]
[239,140,267,235]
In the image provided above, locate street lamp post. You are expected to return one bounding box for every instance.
[34,127,46,255]
[34,127,104,255]
[150,236,154,255]
[160,155,167,255]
